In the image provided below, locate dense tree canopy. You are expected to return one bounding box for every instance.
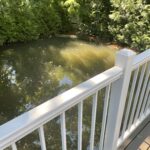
[0,0,149,51]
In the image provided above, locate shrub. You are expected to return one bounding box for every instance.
[0,0,62,45]
[109,0,150,51]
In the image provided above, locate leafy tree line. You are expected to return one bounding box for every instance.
[0,0,149,51]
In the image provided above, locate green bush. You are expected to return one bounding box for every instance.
[77,0,111,39]
[0,0,63,45]
[109,0,150,51]
[32,1,61,37]
[0,0,149,51]
[0,0,40,44]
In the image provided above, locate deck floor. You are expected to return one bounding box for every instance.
[138,136,150,150]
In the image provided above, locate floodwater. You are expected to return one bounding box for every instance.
[0,37,118,150]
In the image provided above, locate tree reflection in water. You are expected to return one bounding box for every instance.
[0,37,117,150]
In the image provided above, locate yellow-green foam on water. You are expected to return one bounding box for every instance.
[60,42,117,75]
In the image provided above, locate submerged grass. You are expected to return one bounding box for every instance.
[61,42,117,76]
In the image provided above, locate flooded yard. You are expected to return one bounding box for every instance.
[0,37,118,150]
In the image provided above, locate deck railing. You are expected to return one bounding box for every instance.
[0,49,150,150]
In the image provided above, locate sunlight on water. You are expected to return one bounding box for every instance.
[61,43,116,75]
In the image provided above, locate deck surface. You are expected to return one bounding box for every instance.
[138,136,150,150]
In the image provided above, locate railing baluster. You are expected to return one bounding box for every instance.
[61,112,67,150]
[148,93,150,109]
[140,64,150,116]
[78,101,83,150]
[134,63,150,121]
[89,92,98,150]
[99,85,111,150]
[38,126,47,150]
[128,64,146,129]
[103,49,135,150]
[11,143,17,150]
[143,81,150,114]
[121,68,139,136]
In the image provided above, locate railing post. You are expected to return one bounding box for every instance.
[103,49,136,150]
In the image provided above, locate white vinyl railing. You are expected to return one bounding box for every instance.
[0,49,150,150]
[117,48,150,148]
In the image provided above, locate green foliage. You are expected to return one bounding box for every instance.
[0,0,112,45]
[109,0,150,51]
[53,0,78,32]
[64,0,80,15]
[31,0,61,37]
[0,0,149,51]
[0,0,64,45]
[0,0,40,44]
[77,0,111,38]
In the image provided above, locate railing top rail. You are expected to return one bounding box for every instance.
[133,49,150,70]
[0,66,122,149]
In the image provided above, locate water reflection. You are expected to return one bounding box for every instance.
[0,37,117,149]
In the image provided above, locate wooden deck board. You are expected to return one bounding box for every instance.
[138,137,150,150]
[145,137,150,144]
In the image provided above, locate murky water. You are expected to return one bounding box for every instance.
[0,37,118,150]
